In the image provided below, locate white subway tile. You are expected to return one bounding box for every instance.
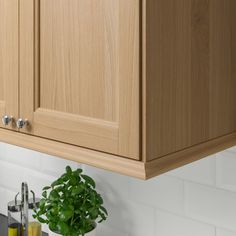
[226,146,236,153]
[24,169,55,197]
[0,187,18,216]
[40,152,80,177]
[0,187,7,215]
[0,142,7,160]
[97,224,128,236]
[168,155,216,186]
[83,165,130,199]
[127,201,155,236]
[216,228,236,236]
[129,175,184,214]
[102,194,155,236]
[185,182,236,231]
[0,160,26,191]
[155,210,215,236]
[216,151,236,192]
[3,143,41,170]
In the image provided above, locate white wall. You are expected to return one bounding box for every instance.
[0,142,236,236]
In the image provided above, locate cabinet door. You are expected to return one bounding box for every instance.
[0,0,18,130]
[19,0,140,159]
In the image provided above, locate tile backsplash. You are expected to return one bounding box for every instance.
[0,142,236,236]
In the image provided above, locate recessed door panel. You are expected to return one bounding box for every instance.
[40,0,117,121]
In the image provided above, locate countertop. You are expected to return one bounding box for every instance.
[0,214,48,235]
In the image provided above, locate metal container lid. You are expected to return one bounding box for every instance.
[8,200,22,212]
[8,193,22,212]
[28,198,41,210]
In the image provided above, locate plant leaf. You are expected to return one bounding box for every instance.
[66,166,72,174]
[39,199,46,208]
[90,208,98,219]
[75,169,83,176]
[59,208,74,221]
[51,178,63,188]
[49,189,60,201]
[100,206,108,216]
[81,175,96,188]
[71,186,83,196]
[37,216,48,224]
[42,191,47,198]
[49,222,57,232]
[69,176,77,186]
[42,186,51,191]
[57,221,70,235]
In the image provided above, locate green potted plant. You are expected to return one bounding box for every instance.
[33,166,108,236]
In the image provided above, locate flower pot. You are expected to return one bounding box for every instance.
[48,226,96,236]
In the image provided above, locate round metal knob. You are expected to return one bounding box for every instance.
[1,115,13,126]
[16,118,28,129]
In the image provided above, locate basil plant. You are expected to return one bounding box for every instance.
[33,166,108,236]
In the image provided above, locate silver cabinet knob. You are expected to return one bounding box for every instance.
[16,118,28,129]
[1,115,13,126]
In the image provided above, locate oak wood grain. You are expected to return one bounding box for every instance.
[0,127,235,180]
[145,132,236,179]
[34,108,119,153]
[144,0,236,161]
[209,0,236,137]
[0,128,146,179]
[0,102,5,118]
[0,0,19,130]
[40,0,117,121]
[20,0,140,159]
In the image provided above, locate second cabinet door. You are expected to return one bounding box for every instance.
[19,0,140,159]
[0,0,18,130]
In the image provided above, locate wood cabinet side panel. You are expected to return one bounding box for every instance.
[209,0,236,137]
[144,0,236,161]
[145,132,236,179]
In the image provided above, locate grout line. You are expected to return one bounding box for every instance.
[166,172,216,188]
[213,154,217,187]
[154,206,217,230]
[216,227,236,235]
[183,180,187,216]
[183,179,236,195]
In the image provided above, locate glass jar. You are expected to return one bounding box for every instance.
[28,192,42,236]
[8,194,22,236]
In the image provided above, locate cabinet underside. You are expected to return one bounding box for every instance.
[0,128,235,179]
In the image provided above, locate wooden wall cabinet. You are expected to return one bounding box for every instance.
[0,0,235,179]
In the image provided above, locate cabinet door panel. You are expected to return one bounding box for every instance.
[20,0,140,159]
[0,0,18,129]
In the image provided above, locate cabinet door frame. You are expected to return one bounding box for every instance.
[0,0,19,130]
[19,0,140,159]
